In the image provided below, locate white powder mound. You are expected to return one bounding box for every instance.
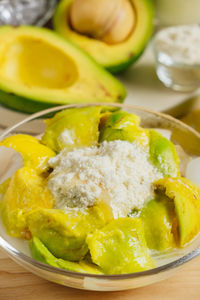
[48,140,163,218]
[156,24,200,65]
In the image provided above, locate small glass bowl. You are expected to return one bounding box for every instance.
[0,0,57,27]
[0,103,200,291]
[152,27,200,92]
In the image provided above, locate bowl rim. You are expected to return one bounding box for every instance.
[1,102,200,280]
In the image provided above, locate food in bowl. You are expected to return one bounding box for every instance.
[0,106,200,275]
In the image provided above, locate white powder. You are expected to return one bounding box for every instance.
[156,24,200,65]
[48,140,162,218]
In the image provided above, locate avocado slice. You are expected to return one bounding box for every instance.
[0,167,54,238]
[53,0,154,73]
[0,26,126,113]
[27,203,113,261]
[99,110,149,146]
[155,177,200,247]
[141,197,176,251]
[149,130,180,177]
[0,134,55,174]
[87,218,155,274]
[41,106,103,152]
[30,237,103,274]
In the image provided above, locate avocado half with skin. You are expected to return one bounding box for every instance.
[0,26,126,113]
[53,0,154,73]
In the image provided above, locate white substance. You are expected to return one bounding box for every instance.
[156,25,200,65]
[58,129,75,147]
[48,140,162,218]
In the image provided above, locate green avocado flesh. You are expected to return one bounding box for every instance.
[141,197,176,251]
[149,130,180,177]
[99,110,149,146]
[53,0,154,73]
[0,107,200,275]
[87,218,155,274]
[27,203,113,261]
[0,26,126,113]
[30,237,103,274]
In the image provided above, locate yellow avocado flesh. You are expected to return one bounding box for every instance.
[87,218,155,274]
[0,26,126,110]
[155,177,200,247]
[42,106,103,152]
[27,203,113,261]
[0,167,54,238]
[0,134,55,174]
[1,36,78,89]
[53,0,154,72]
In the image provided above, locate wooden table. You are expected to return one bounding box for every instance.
[0,249,200,300]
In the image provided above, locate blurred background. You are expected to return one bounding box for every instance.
[0,0,199,134]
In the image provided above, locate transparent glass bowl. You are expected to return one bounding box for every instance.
[0,0,57,27]
[0,103,200,291]
[152,27,200,92]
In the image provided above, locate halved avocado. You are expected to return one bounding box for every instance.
[0,26,126,113]
[53,0,154,73]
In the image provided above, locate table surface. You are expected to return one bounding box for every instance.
[0,249,200,300]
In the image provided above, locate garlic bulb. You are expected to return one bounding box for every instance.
[70,0,136,45]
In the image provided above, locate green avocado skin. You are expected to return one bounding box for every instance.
[0,89,56,114]
[106,48,145,74]
[0,88,124,115]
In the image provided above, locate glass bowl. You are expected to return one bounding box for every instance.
[152,26,200,92]
[0,0,57,27]
[0,103,200,292]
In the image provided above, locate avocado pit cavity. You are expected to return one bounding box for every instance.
[1,37,78,89]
